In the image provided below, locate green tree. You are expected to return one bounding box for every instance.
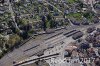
[50,20,55,28]
[8,34,21,47]
[0,35,6,48]
[83,12,94,21]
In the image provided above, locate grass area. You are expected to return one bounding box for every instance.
[67,0,75,3]
[66,12,82,21]
[67,0,79,4]
[66,12,94,22]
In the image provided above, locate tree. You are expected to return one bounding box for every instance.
[0,35,7,48]
[28,29,35,36]
[79,2,84,8]
[47,14,52,21]
[83,11,94,21]
[30,0,33,4]
[42,15,46,31]
[8,34,21,47]
[48,5,53,11]
[50,20,55,28]
[46,14,55,28]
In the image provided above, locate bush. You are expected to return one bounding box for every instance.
[7,34,21,48]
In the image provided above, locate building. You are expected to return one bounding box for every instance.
[82,0,96,4]
[72,32,83,40]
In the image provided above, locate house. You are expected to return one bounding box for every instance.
[96,35,100,42]
[54,16,65,27]
[33,20,42,30]
[13,0,20,2]
[81,0,96,4]
[0,0,4,4]
[94,3,100,13]
[81,17,89,25]
[98,48,100,55]
[87,27,96,33]
[96,28,100,32]
[0,22,9,33]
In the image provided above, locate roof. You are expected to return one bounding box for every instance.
[72,32,83,40]
[65,46,77,51]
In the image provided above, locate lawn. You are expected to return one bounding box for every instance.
[66,12,82,21]
[66,12,94,22]
[67,0,78,4]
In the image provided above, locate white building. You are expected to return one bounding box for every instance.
[82,0,96,4]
